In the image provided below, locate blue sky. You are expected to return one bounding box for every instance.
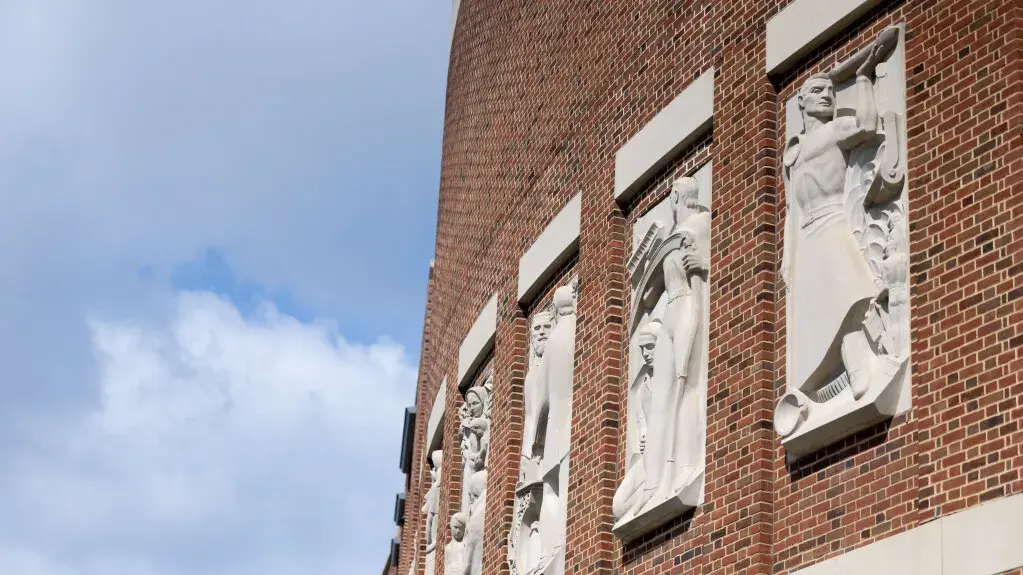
[0,1,448,573]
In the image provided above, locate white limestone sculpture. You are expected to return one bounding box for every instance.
[508,278,579,575]
[423,450,443,574]
[444,513,468,575]
[451,373,492,575]
[458,382,491,512]
[463,470,488,575]
[612,175,710,542]
[611,319,660,522]
[775,25,911,459]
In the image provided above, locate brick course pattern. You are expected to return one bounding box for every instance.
[396,1,1023,574]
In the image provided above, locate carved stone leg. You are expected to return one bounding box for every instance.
[612,462,644,523]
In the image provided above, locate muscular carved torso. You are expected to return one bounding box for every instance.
[788,118,859,216]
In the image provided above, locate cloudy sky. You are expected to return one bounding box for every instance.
[0,1,448,573]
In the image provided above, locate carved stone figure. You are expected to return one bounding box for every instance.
[509,278,578,575]
[458,384,490,512]
[423,449,443,574]
[611,319,659,521]
[612,174,710,541]
[463,470,487,575]
[444,513,467,575]
[450,373,492,575]
[521,310,554,469]
[775,25,910,458]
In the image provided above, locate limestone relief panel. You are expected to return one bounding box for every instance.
[445,370,492,575]
[508,278,578,575]
[775,25,911,459]
[422,450,442,575]
[612,171,711,542]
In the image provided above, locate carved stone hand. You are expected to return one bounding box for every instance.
[857,44,882,78]
[681,251,707,274]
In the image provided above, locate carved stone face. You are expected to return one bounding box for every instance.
[451,521,465,541]
[799,76,835,121]
[531,313,554,357]
[639,341,656,367]
[466,392,484,418]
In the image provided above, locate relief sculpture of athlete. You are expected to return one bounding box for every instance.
[782,42,889,400]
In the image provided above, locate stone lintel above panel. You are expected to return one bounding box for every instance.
[614,68,714,206]
[517,193,581,306]
[766,0,885,75]
[457,294,498,388]
[425,378,446,453]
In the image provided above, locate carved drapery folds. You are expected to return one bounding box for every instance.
[445,371,492,575]
[612,173,710,542]
[508,278,578,575]
[775,25,911,459]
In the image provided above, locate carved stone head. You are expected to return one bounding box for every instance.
[636,320,661,367]
[451,513,467,541]
[450,513,467,541]
[431,450,443,472]
[798,72,835,122]
[670,176,700,225]
[465,387,486,419]
[531,310,554,357]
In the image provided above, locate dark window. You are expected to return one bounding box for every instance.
[398,407,416,473]
[394,493,406,526]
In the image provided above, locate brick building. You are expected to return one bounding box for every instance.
[389,1,1023,574]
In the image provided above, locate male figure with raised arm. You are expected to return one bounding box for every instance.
[782,41,889,401]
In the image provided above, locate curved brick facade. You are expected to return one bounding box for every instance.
[392,1,1023,574]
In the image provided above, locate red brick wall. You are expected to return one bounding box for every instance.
[395,1,1023,574]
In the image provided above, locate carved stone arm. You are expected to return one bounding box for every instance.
[854,71,878,134]
[835,69,879,148]
[839,27,902,150]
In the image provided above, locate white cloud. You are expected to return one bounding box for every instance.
[0,2,445,571]
[0,292,414,574]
